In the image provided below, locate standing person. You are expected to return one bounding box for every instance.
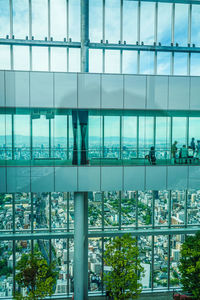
[171,141,178,164]
[149,146,156,165]
[190,137,196,154]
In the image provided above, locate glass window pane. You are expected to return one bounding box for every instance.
[189,117,200,155]
[89,49,103,73]
[0,240,13,297]
[15,193,31,230]
[138,191,152,227]
[174,53,188,75]
[138,235,152,289]
[140,2,155,45]
[105,50,120,73]
[0,115,6,157]
[170,235,183,287]
[13,0,29,39]
[121,191,136,227]
[175,4,188,46]
[69,48,80,72]
[154,235,168,288]
[89,115,102,160]
[89,0,102,42]
[171,190,185,226]
[33,193,49,229]
[32,47,48,71]
[158,3,171,46]
[51,238,73,294]
[51,193,68,229]
[0,0,10,38]
[157,52,171,75]
[50,0,66,41]
[123,51,137,74]
[156,117,171,161]
[0,45,10,70]
[69,0,80,42]
[187,190,200,225]
[88,192,102,229]
[172,117,187,152]
[123,116,137,160]
[88,238,102,292]
[14,115,30,160]
[140,51,154,74]
[123,1,137,44]
[191,5,200,47]
[32,115,49,158]
[32,0,48,40]
[104,116,120,159]
[104,191,120,229]
[52,115,67,160]
[105,0,120,43]
[0,194,13,230]
[6,115,12,160]
[51,47,67,72]
[191,53,200,76]
[155,191,169,227]
[13,46,29,71]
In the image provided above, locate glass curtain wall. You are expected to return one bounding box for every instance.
[1,109,200,166]
[0,190,199,296]
[1,0,200,74]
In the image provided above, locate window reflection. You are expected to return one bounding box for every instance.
[1,110,200,166]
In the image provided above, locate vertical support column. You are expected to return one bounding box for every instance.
[167,235,171,289]
[9,0,13,70]
[29,0,32,71]
[171,3,175,75]
[74,3,88,299]
[120,0,123,74]
[137,1,141,74]
[81,0,89,72]
[135,191,138,229]
[136,116,139,158]
[49,119,51,158]
[154,2,158,75]
[31,192,34,254]
[11,114,14,160]
[102,0,105,73]
[151,235,154,290]
[187,4,192,76]
[48,0,51,72]
[66,0,69,71]
[74,192,88,300]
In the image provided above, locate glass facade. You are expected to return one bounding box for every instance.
[0,0,200,74]
[1,109,200,166]
[0,0,200,299]
[0,190,198,296]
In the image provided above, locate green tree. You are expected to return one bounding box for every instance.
[14,251,58,300]
[104,234,144,300]
[179,231,200,299]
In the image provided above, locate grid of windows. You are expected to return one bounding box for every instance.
[1,109,200,166]
[0,191,199,297]
[1,0,200,74]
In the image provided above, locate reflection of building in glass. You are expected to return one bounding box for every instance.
[0,0,200,299]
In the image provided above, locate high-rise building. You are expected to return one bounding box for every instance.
[0,0,200,299]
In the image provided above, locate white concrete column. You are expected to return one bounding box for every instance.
[74,192,88,300]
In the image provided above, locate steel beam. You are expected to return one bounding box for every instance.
[1,227,199,241]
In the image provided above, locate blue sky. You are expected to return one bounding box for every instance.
[0,0,200,74]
